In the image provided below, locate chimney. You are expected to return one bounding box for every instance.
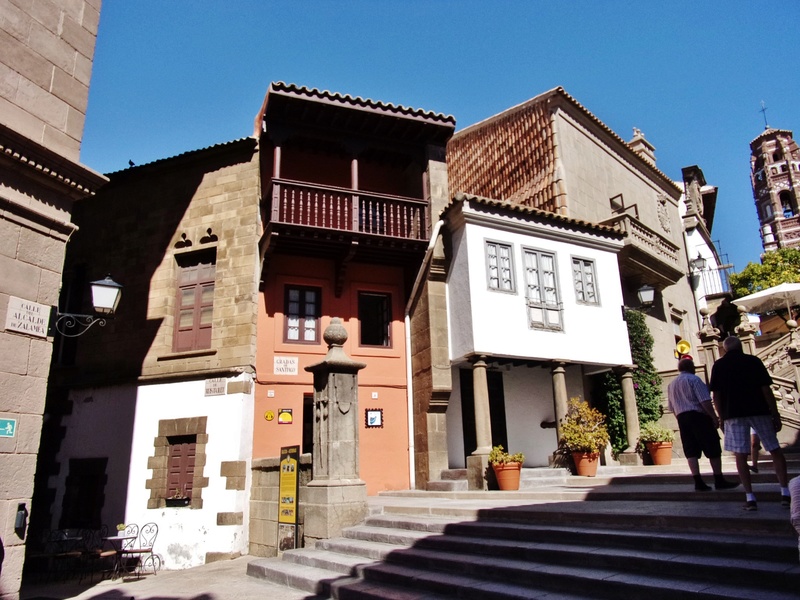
[629,128,656,167]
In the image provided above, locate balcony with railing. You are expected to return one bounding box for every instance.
[269,178,428,240]
[693,264,734,298]
[260,178,431,274]
[598,212,684,287]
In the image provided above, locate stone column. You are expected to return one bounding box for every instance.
[550,361,568,443]
[466,356,492,490]
[616,366,642,465]
[303,318,368,545]
[786,320,800,395]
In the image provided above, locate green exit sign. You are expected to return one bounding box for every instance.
[0,419,17,438]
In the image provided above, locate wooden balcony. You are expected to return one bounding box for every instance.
[260,179,431,284]
[268,179,428,240]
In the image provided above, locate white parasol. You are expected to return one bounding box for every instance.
[732,282,800,317]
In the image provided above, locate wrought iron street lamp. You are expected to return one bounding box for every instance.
[53,275,123,337]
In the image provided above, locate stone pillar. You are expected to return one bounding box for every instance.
[550,361,568,442]
[734,306,759,355]
[617,366,642,465]
[696,307,721,369]
[303,318,368,545]
[466,356,491,490]
[786,320,800,394]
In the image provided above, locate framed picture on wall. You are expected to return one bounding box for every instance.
[365,408,383,428]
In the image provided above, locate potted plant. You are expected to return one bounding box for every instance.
[165,486,190,507]
[559,399,610,477]
[637,421,675,465]
[488,445,525,490]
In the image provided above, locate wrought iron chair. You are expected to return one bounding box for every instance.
[112,522,139,579]
[120,522,159,577]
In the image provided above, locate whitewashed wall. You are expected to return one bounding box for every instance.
[447,208,631,367]
[60,373,254,570]
[446,363,585,467]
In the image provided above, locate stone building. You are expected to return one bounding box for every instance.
[749,128,800,253]
[0,2,104,597]
[410,87,702,487]
[38,82,455,567]
[42,138,261,569]
[446,87,700,371]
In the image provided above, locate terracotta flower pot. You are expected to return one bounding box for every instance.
[492,462,522,490]
[645,441,673,465]
[571,451,600,477]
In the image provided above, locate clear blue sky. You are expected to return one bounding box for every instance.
[81,1,799,273]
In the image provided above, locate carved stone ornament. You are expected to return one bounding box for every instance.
[657,194,671,233]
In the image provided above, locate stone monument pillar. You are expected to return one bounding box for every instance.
[696,307,721,369]
[734,306,759,355]
[303,318,368,545]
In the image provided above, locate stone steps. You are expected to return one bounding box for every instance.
[248,462,800,599]
[249,501,799,599]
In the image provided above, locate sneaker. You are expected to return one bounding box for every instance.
[748,465,759,474]
[781,495,791,507]
[715,480,739,490]
[743,500,758,511]
[695,482,712,491]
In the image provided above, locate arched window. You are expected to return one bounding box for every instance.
[780,191,795,218]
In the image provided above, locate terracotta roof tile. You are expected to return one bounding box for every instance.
[106,137,256,176]
[444,192,625,239]
[448,87,680,212]
[264,81,456,126]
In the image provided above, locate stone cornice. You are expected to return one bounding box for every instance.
[0,123,107,198]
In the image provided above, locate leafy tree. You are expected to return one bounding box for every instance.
[595,309,663,456]
[729,247,800,298]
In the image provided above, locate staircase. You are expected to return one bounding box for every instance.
[248,461,800,599]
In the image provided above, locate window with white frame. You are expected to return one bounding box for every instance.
[572,257,598,305]
[285,286,321,343]
[485,241,515,292]
[523,248,562,330]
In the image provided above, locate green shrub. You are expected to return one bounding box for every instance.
[595,309,664,455]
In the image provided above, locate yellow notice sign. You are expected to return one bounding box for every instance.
[278,445,299,525]
[277,445,299,551]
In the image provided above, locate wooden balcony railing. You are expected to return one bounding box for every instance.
[269,179,428,241]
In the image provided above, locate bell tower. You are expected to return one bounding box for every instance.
[749,127,800,253]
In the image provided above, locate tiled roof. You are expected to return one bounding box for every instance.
[106,137,257,176]
[448,87,680,212]
[750,127,794,147]
[445,192,625,239]
[264,82,456,126]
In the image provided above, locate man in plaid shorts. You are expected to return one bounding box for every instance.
[709,336,791,511]
[667,358,738,491]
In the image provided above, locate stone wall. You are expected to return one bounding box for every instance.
[0,3,103,596]
[56,138,260,387]
[0,0,101,161]
[249,455,312,557]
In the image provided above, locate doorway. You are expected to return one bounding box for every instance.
[459,368,508,458]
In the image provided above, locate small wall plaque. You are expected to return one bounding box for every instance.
[365,408,383,428]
